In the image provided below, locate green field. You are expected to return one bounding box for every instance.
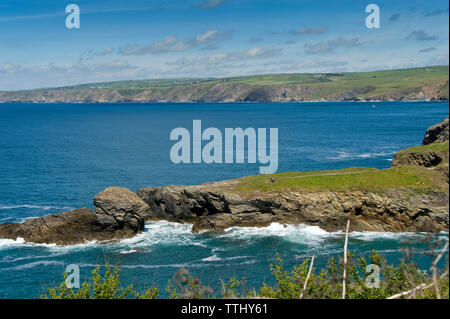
[40,65,449,94]
[1,65,448,102]
[235,164,448,193]
[395,140,449,155]
[234,140,449,193]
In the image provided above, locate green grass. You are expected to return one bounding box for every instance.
[49,78,212,90]
[27,66,448,93]
[235,165,447,193]
[396,141,449,155]
[3,65,447,101]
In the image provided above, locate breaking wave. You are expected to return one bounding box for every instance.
[2,221,445,252]
[328,150,396,160]
[0,204,74,211]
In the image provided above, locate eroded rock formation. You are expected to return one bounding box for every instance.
[0,187,153,245]
[422,118,449,145]
[0,120,448,245]
[136,183,448,234]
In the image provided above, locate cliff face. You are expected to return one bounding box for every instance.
[392,118,449,182]
[0,81,448,103]
[0,120,449,245]
[422,118,449,145]
[136,184,448,233]
[0,66,448,103]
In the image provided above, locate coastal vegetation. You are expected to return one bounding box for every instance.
[42,246,449,299]
[235,161,448,193]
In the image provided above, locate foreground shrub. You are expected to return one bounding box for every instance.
[257,250,448,299]
[43,250,448,299]
[42,263,158,299]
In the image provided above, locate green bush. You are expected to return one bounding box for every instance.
[257,250,448,299]
[42,263,158,299]
[43,250,448,299]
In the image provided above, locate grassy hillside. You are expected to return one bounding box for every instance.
[1,66,448,102]
[47,65,449,91]
[235,139,449,194]
[235,165,448,193]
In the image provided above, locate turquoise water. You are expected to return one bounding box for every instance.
[0,101,448,298]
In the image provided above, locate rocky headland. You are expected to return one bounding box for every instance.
[0,66,448,103]
[0,118,448,245]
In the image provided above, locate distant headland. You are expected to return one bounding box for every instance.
[0,66,448,103]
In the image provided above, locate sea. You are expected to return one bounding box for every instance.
[0,101,448,298]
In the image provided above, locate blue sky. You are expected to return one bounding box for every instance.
[0,0,448,90]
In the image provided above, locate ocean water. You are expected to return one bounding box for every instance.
[0,101,448,298]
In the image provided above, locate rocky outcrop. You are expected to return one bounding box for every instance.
[0,187,153,245]
[392,151,445,168]
[422,118,449,145]
[136,183,448,233]
[1,120,448,245]
[392,118,449,168]
[2,178,447,245]
[0,208,134,245]
[93,187,153,233]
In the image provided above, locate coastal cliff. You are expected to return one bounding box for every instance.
[0,66,448,103]
[0,118,449,245]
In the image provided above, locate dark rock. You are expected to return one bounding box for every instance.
[422,118,449,145]
[0,187,155,245]
[136,186,229,221]
[0,208,137,245]
[93,187,153,232]
[392,151,444,167]
[137,183,449,233]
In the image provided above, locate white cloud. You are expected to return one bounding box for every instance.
[0,60,149,90]
[297,60,348,69]
[406,31,439,41]
[291,26,327,35]
[199,0,228,9]
[167,47,282,67]
[117,29,231,55]
[418,47,437,53]
[304,37,361,54]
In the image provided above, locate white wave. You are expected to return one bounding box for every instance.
[349,231,449,242]
[1,260,64,271]
[0,237,99,251]
[0,221,195,251]
[202,254,249,262]
[120,259,257,269]
[218,223,449,246]
[202,254,221,262]
[0,251,69,263]
[119,249,139,254]
[328,150,395,160]
[0,204,74,211]
[0,237,26,248]
[1,220,446,253]
[328,151,352,160]
[218,223,339,245]
[116,220,197,248]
